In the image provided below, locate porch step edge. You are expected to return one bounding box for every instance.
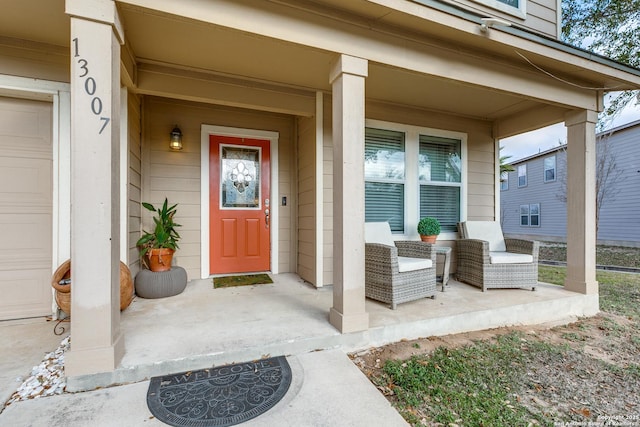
[65,331,372,392]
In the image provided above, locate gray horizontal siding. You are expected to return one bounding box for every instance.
[501,150,566,239]
[451,0,558,38]
[501,123,640,246]
[595,128,640,244]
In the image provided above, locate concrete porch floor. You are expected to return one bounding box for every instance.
[0,273,599,425]
[65,272,599,391]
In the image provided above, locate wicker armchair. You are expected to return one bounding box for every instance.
[456,221,539,292]
[364,222,437,309]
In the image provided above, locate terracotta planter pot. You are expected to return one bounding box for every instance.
[146,248,175,272]
[420,234,437,243]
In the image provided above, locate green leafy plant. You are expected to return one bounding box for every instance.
[136,198,181,257]
[417,217,440,236]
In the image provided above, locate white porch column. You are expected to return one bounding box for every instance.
[564,109,599,295]
[65,0,125,376]
[328,55,369,333]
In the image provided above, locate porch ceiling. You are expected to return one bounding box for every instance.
[3,0,629,127]
[0,0,68,47]
[117,3,542,121]
[0,0,543,122]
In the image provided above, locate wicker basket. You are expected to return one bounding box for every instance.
[51,259,134,314]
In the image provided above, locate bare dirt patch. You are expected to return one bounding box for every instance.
[351,312,640,425]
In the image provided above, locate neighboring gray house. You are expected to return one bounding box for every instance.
[501,119,640,247]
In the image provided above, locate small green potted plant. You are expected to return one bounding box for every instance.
[417,216,440,243]
[136,198,181,272]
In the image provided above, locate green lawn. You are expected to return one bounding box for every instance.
[539,265,640,318]
[380,333,556,426]
[371,264,640,426]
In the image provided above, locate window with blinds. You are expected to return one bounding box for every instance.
[418,136,462,232]
[364,128,405,233]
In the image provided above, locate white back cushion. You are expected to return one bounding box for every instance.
[463,221,507,252]
[364,222,396,247]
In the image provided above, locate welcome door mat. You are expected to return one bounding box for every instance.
[213,274,273,289]
[147,356,292,427]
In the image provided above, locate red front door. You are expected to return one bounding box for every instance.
[209,135,270,274]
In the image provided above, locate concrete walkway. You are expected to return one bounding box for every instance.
[0,349,408,426]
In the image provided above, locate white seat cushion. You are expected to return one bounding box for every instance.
[489,251,533,264]
[397,256,433,272]
[463,221,507,252]
[364,222,396,247]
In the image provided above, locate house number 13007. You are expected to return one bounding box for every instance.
[72,38,111,135]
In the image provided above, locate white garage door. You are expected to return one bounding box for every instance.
[0,96,53,320]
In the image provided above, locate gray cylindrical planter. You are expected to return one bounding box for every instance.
[135,267,187,299]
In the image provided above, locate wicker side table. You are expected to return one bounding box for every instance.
[436,246,452,291]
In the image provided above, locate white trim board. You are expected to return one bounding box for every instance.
[120,87,129,263]
[200,125,280,279]
[315,91,324,287]
[365,118,468,241]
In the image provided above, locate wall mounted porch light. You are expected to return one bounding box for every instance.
[169,126,183,151]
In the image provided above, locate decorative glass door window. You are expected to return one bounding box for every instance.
[221,145,261,208]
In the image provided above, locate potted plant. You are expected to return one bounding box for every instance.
[417,217,440,243]
[137,198,181,272]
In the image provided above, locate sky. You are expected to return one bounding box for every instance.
[501,93,640,162]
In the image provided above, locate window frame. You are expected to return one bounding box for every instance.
[366,119,467,241]
[500,171,509,191]
[470,0,526,19]
[530,203,540,227]
[543,155,556,183]
[520,204,529,226]
[519,203,540,227]
[517,164,527,188]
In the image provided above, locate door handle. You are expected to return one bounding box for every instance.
[265,208,270,228]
